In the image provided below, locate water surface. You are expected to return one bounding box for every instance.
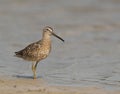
[0,0,120,90]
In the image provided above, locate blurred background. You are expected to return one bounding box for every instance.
[0,0,120,90]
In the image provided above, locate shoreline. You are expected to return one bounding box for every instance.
[0,76,119,94]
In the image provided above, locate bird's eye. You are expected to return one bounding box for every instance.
[46,28,49,31]
[46,28,52,32]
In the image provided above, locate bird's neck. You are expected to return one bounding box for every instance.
[42,36,51,45]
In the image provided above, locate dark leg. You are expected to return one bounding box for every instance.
[35,61,39,70]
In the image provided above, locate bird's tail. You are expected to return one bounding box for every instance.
[14,51,22,57]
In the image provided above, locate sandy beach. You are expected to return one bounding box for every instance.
[0,77,119,94]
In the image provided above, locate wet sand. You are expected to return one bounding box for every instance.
[0,77,119,94]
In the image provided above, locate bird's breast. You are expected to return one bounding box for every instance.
[39,48,50,55]
[37,43,51,59]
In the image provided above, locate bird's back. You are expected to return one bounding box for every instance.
[15,40,51,62]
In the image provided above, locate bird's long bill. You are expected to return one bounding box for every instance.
[52,32,64,42]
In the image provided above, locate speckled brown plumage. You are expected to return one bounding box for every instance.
[15,26,64,79]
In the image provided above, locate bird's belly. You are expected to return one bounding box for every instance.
[23,53,48,62]
[39,49,50,55]
[38,49,50,59]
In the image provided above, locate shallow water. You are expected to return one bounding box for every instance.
[0,0,120,90]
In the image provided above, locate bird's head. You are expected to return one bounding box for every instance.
[43,26,64,42]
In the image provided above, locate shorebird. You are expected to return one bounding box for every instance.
[15,26,64,79]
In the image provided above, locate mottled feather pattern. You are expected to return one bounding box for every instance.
[14,26,64,79]
[15,40,51,61]
[15,41,42,61]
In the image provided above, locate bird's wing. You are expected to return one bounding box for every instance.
[15,40,42,57]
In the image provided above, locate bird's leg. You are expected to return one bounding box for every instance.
[32,62,37,79]
[32,61,39,79]
[35,61,39,70]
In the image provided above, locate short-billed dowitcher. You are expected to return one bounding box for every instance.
[15,26,64,79]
